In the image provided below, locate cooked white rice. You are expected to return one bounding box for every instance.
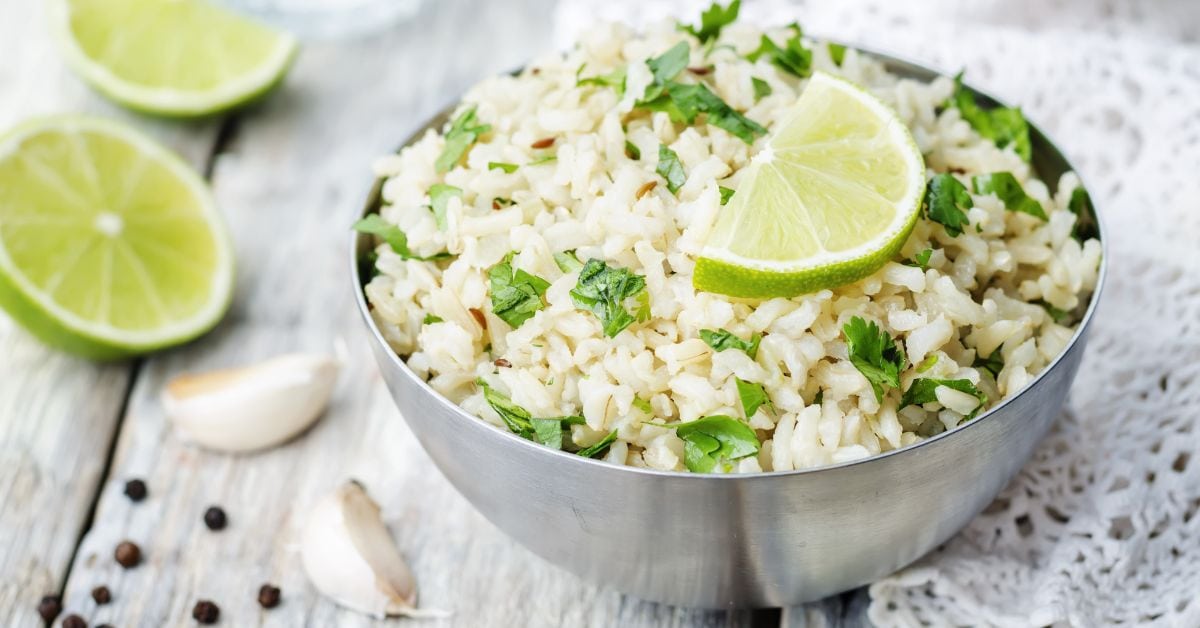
[363,20,1102,473]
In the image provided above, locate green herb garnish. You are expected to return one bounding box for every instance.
[436,105,491,173]
[577,429,619,458]
[624,140,641,160]
[747,26,812,78]
[751,77,772,101]
[843,316,906,403]
[554,250,584,273]
[657,144,686,194]
[633,396,653,414]
[428,183,461,231]
[946,73,1031,161]
[488,252,551,329]
[478,379,586,449]
[828,42,847,66]
[1067,186,1097,240]
[900,378,987,419]
[422,314,444,324]
[974,349,1004,378]
[529,154,557,166]
[678,0,740,44]
[972,172,1048,220]
[699,328,761,359]
[637,45,767,144]
[352,215,452,261]
[570,259,649,337]
[904,247,933,271]
[736,378,771,417]
[923,173,973,236]
[666,415,760,473]
[915,354,938,373]
[719,186,735,205]
[577,65,627,97]
[488,161,518,174]
[1038,301,1070,324]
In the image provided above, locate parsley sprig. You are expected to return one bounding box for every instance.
[699,328,761,359]
[657,144,686,194]
[652,415,760,473]
[972,172,1048,220]
[488,252,551,329]
[900,378,987,419]
[477,379,595,452]
[736,378,771,418]
[570,259,650,337]
[747,24,812,78]
[843,316,906,403]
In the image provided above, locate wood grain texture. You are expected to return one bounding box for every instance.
[52,1,772,625]
[0,1,219,625]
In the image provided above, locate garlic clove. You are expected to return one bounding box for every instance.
[163,353,338,453]
[301,481,443,618]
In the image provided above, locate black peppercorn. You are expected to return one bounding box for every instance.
[114,541,141,568]
[202,506,227,531]
[123,479,147,502]
[61,614,87,628]
[256,584,281,609]
[37,595,62,622]
[192,600,219,624]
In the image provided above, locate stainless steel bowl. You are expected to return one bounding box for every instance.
[351,49,1106,609]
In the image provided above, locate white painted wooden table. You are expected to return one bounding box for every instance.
[0,1,860,626]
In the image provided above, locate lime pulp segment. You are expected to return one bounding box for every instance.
[694,72,926,299]
[0,116,234,359]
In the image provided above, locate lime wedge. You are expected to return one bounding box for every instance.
[0,116,234,359]
[694,72,926,298]
[52,0,298,117]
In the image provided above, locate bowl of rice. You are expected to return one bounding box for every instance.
[352,8,1105,608]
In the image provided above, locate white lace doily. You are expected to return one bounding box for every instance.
[554,1,1200,625]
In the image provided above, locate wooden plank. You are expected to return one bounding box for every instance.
[0,2,221,625]
[56,1,764,626]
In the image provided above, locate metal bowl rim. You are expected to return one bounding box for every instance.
[349,41,1108,480]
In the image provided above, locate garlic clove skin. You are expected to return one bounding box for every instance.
[301,480,421,618]
[163,353,338,453]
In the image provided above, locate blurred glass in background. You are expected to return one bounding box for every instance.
[215,0,426,38]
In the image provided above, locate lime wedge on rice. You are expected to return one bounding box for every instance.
[0,116,234,359]
[52,0,298,117]
[694,71,926,298]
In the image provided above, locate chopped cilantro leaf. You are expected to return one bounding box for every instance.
[972,172,1048,220]
[625,140,641,160]
[974,348,1004,378]
[916,354,938,373]
[923,173,973,236]
[736,378,771,417]
[422,314,443,324]
[671,415,760,473]
[352,215,452,261]
[657,144,687,194]
[643,42,691,102]
[477,379,534,436]
[747,29,812,78]
[488,252,550,329]
[570,259,649,337]
[577,430,619,458]
[700,328,761,359]
[1068,186,1098,240]
[678,0,740,44]
[529,154,557,166]
[843,316,906,403]
[639,82,767,143]
[633,396,653,414]
[751,76,772,101]
[900,378,987,418]
[903,247,933,271]
[428,183,461,231]
[436,105,491,173]
[577,65,627,97]
[828,42,847,66]
[719,186,735,205]
[493,197,515,208]
[554,250,584,273]
[488,161,519,173]
[946,73,1031,161]
[1038,301,1070,324]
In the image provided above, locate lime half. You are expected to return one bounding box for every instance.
[53,0,298,117]
[0,116,234,359]
[694,72,926,298]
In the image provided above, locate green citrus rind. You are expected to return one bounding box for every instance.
[0,115,235,360]
[51,0,299,117]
